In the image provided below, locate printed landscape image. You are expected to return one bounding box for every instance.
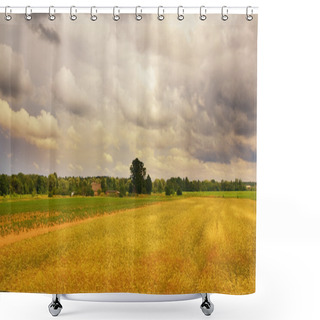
[0,15,257,294]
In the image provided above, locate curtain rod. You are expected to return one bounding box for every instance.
[0,6,259,15]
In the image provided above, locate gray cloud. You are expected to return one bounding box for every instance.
[104,15,257,165]
[191,135,256,164]
[28,19,60,44]
[52,67,93,117]
[37,23,61,44]
[0,44,33,103]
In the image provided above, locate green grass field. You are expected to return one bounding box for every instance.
[0,192,256,294]
[0,194,168,236]
[0,191,256,236]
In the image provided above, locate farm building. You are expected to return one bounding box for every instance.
[105,190,120,196]
[91,182,101,196]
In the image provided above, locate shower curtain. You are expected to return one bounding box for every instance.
[0,12,257,295]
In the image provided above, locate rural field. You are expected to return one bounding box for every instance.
[0,192,256,294]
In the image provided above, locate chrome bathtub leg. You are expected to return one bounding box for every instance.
[48,294,63,317]
[200,293,214,316]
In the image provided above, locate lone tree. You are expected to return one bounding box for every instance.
[146,174,152,194]
[130,158,146,194]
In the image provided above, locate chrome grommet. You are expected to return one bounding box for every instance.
[49,6,56,21]
[135,6,142,21]
[221,6,228,21]
[157,6,164,21]
[177,6,184,21]
[4,6,12,21]
[200,6,207,21]
[25,6,32,21]
[246,6,253,21]
[113,6,120,21]
[70,6,77,21]
[91,6,97,21]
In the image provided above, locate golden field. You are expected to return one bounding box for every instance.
[0,196,256,294]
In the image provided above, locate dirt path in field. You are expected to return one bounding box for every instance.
[0,202,164,248]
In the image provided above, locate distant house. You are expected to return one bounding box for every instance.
[105,190,120,196]
[91,182,101,196]
[246,185,251,190]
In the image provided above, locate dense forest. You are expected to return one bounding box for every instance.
[0,159,256,197]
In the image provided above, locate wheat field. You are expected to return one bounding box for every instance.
[0,196,256,294]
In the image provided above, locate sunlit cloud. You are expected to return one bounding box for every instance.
[0,99,60,150]
[103,153,113,164]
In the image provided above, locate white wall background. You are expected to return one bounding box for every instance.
[1,0,320,319]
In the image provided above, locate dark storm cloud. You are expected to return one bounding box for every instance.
[97,14,257,165]
[28,22,60,44]
[179,17,257,164]
[37,23,61,44]
[0,44,33,102]
[193,139,256,164]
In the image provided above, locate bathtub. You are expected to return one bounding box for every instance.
[48,293,214,316]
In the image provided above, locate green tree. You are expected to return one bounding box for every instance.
[177,187,182,196]
[185,177,190,191]
[159,179,166,193]
[101,177,107,192]
[57,178,69,195]
[10,175,23,194]
[86,186,94,196]
[128,182,134,194]
[119,185,126,197]
[48,172,58,195]
[146,174,152,194]
[0,174,9,195]
[153,179,159,193]
[130,158,146,194]
[36,175,47,194]
[165,185,174,196]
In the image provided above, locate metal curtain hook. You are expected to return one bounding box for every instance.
[70,6,77,21]
[113,6,120,21]
[91,6,97,21]
[25,6,32,21]
[49,6,56,21]
[157,6,164,21]
[246,6,253,21]
[5,6,12,21]
[221,6,228,21]
[177,6,184,21]
[135,6,142,21]
[200,6,207,21]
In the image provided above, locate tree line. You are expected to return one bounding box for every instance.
[0,173,255,197]
[0,158,256,197]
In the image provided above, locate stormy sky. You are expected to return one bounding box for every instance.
[0,14,257,181]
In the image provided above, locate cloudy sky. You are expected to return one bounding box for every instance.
[0,14,257,181]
